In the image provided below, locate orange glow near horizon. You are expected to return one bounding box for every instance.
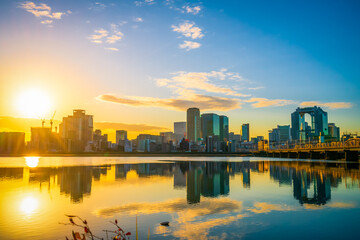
[15,88,53,118]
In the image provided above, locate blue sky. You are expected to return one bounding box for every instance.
[0,0,359,138]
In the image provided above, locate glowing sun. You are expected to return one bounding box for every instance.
[15,88,52,118]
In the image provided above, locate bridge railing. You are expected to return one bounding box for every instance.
[267,138,360,151]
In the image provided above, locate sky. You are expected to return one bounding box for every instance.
[0,0,359,141]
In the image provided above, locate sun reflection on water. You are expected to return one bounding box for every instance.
[25,157,39,168]
[20,196,39,215]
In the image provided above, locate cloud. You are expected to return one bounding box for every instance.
[246,98,295,108]
[157,70,250,97]
[95,197,242,217]
[248,86,264,90]
[184,6,201,15]
[19,1,70,22]
[89,25,123,45]
[40,19,53,25]
[96,93,241,111]
[303,202,356,210]
[89,2,106,11]
[300,101,352,109]
[172,21,204,39]
[250,202,295,214]
[105,47,119,51]
[134,17,143,22]
[179,41,201,51]
[89,29,108,43]
[135,0,155,6]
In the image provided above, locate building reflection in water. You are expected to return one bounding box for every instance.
[0,160,359,206]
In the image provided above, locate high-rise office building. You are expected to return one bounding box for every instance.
[59,109,93,152]
[174,122,186,142]
[291,106,328,141]
[328,123,340,141]
[187,108,201,142]
[268,125,291,143]
[219,115,229,141]
[241,123,250,142]
[201,113,220,139]
[116,130,127,143]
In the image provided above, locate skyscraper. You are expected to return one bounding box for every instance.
[241,123,250,142]
[328,123,340,141]
[59,109,93,152]
[201,113,220,139]
[174,121,186,142]
[291,106,328,141]
[116,130,127,143]
[186,108,201,142]
[219,115,229,141]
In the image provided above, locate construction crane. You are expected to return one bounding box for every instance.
[50,111,56,132]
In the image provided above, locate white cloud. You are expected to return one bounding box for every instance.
[89,25,123,45]
[172,21,204,39]
[134,17,143,22]
[300,101,353,109]
[184,6,201,15]
[105,47,119,51]
[179,41,201,51]
[246,98,295,108]
[40,19,53,25]
[19,1,70,23]
[89,2,106,11]
[135,0,155,6]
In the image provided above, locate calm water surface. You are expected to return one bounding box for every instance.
[0,157,360,240]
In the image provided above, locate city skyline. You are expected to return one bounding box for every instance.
[0,0,359,142]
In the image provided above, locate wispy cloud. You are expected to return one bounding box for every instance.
[157,69,250,97]
[300,101,352,109]
[96,93,241,111]
[19,1,70,24]
[248,86,264,90]
[183,6,201,15]
[250,202,295,214]
[246,98,295,108]
[134,17,143,22]
[89,2,106,11]
[179,41,201,51]
[172,21,204,39]
[135,0,155,6]
[89,24,123,46]
[105,47,119,51]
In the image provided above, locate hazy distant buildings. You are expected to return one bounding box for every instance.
[116,130,127,143]
[0,132,25,154]
[30,127,52,153]
[291,106,328,142]
[59,109,93,152]
[174,122,186,143]
[269,125,291,144]
[328,123,340,141]
[92,129,108,152]
[241,124,250,142]
[187,108,201,142]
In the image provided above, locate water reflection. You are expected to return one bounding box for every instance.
[0,160,359,206]
[20,196,39,215]
[25,156,39,168]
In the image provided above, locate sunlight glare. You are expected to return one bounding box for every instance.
[15,88,52,118]
[25,157,39,168]
[20,196,39,215]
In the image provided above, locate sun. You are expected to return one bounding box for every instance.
[15,88,52,118]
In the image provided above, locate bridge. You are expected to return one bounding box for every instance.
[253,138,360,161]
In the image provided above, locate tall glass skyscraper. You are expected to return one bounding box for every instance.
[201,113,220,139]
[241,123,250,142]
[186,108,201,142]
[219,115,229,141]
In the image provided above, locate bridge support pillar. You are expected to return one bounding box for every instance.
[297,152,309,159]
[280,152,289,158]
[310,151,321,159]
[325,151,340,160]
[345,151,359,161]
